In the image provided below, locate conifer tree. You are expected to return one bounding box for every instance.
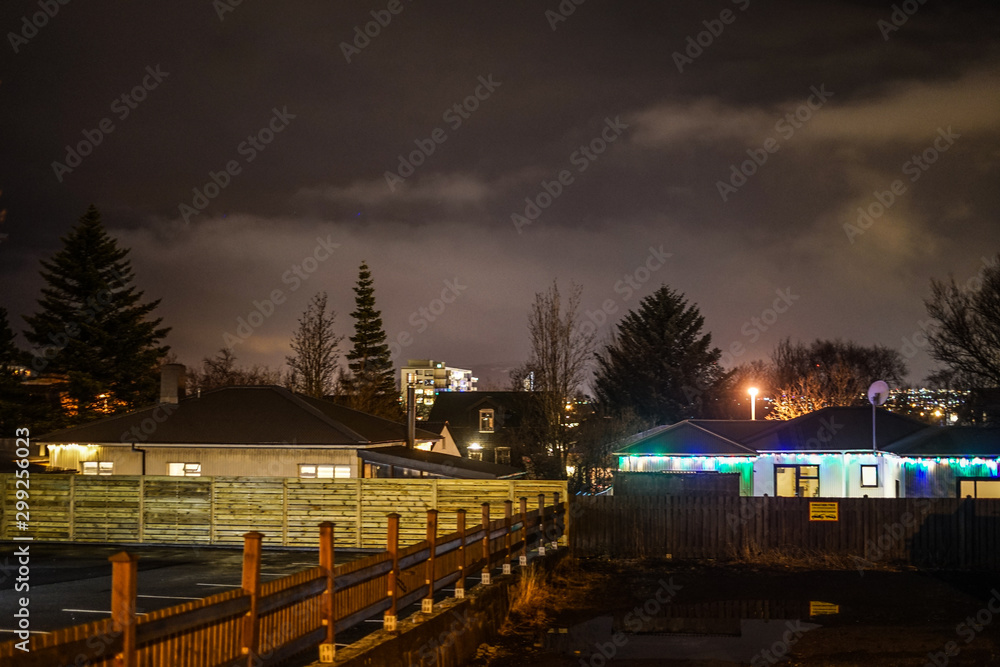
[594,285,726,425]
[342,261,400,418]
[23,206,170,422]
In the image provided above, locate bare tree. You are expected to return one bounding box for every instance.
[286,292,342,398]
[517,281,595,475]
[767,338,907,419]
[194,348,285,390]
[925,254,1000,388]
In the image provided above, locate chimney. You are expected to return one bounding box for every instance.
[160,364,186,404]
[406,375,416,449]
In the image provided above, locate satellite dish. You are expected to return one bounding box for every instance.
[868,380,890,406]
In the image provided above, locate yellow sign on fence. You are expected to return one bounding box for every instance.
[809,501,839,521]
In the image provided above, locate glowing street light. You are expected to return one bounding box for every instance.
[748,387,758,420]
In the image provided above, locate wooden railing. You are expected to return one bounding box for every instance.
[1,494,567,667]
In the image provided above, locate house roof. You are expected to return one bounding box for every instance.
[617,407,931,456]
[37,386,442,447]
[357,446,524,479]
[884,427,1000,457]
[426,391,524,425]
[614,421,758,456]
[744,407,928,452]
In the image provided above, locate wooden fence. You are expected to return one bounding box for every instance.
[0,495,567,667]
[0,475,566,548]
[571,495,1000,569]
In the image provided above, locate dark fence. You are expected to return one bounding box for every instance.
[612,471,741,497]
[570,495,1000,569]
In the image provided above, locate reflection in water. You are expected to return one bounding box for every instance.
[547,599,830,663]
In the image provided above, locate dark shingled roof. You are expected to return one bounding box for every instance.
[426,391,525,426]
[744,407,928,452]
[37,386,441,446]
[885,427,1000,457]
[614,421,758,456]
[616,407,931,456]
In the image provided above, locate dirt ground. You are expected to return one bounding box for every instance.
[470,558,1000,666]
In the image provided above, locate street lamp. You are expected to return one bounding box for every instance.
[748,387,758,420]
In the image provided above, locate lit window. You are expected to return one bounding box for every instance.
[495,447,510,465]
[82,461,114,475]
[299,464,350,479]
[168,462,202,476]
[860,465,878,488]
[479,409,495,433]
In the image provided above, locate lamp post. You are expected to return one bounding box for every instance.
[748,387,758,421]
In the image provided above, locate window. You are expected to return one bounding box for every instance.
[479,408,495,433]
[299,464,351,479]
[860,465,879,488]
[468,449,483,461]
[168,462,202,477]
[495,447,511,465]
[82,461,113,475]
[959,479,1000,499]
[775,464,820,497]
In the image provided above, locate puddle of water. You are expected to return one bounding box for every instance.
[546,600,829,663]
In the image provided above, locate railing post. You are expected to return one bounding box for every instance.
[503,499,513,575]
[422,509,438,614]
[518,496,528,567]
[537,493,546,556]
[455,509,467,598]
[240,531,263,667]
[481,503,491,585]
[552,492,561,549]
[109,552,139,667]
[385,513,400,632]
[318,522,336,664]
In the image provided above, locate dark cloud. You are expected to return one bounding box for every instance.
[2,0,999,387]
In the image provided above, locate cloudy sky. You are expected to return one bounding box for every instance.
[1,0,998,388]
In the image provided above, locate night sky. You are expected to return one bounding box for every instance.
[1,0,998,387]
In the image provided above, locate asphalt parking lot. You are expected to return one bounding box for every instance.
[0,542,365,635]
[0,540,481,661]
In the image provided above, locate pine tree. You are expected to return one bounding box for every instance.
[23,206,170,422]
[594,285,726,425]
[343,261,400,418]
[287,292,342,398]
